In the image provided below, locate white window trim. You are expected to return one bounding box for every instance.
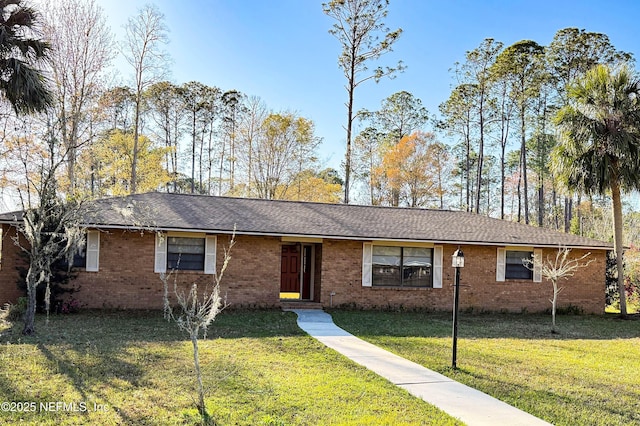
[155,232,216,275]
[433,246,443,288]
[86,230,100,272]
[362,242,372,287]
[496,248,506,282]
[533,248,542,283]
[497,247,542,282]
[204,236,217,275]
[154,233,167,273]
[362,243,441,288]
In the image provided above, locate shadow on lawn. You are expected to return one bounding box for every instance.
[0,309,305,345]
[0,309,305,425]
[456,366,638,425]
[329,310,640,340]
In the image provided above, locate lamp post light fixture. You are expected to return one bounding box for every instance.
[451,247,464,369]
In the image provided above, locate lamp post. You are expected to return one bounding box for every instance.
[451,247,464,369]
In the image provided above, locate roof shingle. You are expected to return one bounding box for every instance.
[75,192,611,249]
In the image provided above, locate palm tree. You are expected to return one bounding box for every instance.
[553,64,640,316]
[0,0,52,114]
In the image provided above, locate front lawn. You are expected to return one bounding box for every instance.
[331,310,640,426]
[0,310,460,425]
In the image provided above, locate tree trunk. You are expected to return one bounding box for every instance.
[517,154,522,223]
[538,186,544,227]
[344,38,357,205]
[230,116,236,191]
[199,130,204,194]
[131,95,141,194]
[551,282,558,333]
[552,185,558,230]
[191,112,197,194]
[191,332,207,418]
[22,270,37,335]
[564,197,572,233]
[520,106,529,224]
[465,132,471,212]
[475,97,485,215]
[500,146,505,220]
[611,178,628,316]
[344,82,354,204]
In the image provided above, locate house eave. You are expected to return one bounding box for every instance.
[82,223,612,251]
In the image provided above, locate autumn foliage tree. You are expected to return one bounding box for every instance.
[372,132,447,207]
[79,130,170,196]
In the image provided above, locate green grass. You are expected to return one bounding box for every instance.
[330,310,640,426]
[0,310,460,425]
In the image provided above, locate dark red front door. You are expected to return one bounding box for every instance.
[301,245,312,299]
[280,245,300,293]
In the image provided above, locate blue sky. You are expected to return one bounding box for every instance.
[97,0,640,170]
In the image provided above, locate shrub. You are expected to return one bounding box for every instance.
[59,298,81,314]
[3,297,28,322]
[16,253,79,314]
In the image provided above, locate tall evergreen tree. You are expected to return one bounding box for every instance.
[553,65,640,316]
[0,0,52,114]
[323,0,404,203]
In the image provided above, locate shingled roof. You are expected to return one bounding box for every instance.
[48,192,610,250]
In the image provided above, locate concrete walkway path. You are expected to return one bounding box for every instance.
[292,309,551,426]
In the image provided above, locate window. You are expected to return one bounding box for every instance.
[505,250,533,280]
[59,230,99,272]
[496,247,541,282]
[71,242,87,268]
[167,237,205,271]
[372,246,433,287]
[155,233,217,274]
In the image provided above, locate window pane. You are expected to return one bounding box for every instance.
[72,235,87,268]
[403,248,432,287]
[168,237,205,254]
[168,237,205,270]
[505,251,533,280]
[373,246,401,286]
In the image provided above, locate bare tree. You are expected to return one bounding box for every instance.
[323,0,404,203]
[121,3,170,194]
[8,121,87,335]
[42,0,115,194]
[220,90,244,193]
[160,232,236,423]
[236,96,267,197]
[524,248,593,333]
[145,81,184,192]
[251,112,320,200]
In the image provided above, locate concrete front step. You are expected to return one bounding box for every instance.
[281,301,323,311]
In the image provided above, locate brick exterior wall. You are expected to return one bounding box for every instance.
[0,225,26,304]
[65,231,282,310]
[0,225,606,313]
[320,240,606,314]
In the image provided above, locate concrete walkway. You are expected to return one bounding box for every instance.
[292,309,551,426]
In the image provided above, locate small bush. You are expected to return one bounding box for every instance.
[555,305,584,315]
[59,298,81,314]
[3,297,28,322]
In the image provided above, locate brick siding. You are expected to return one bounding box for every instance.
[0,226,605,313]
[320,240,605,314]
[0,225,26,304]
[67,231,282,310]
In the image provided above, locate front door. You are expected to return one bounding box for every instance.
[280,245,300,294]
[301,245,312,300]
